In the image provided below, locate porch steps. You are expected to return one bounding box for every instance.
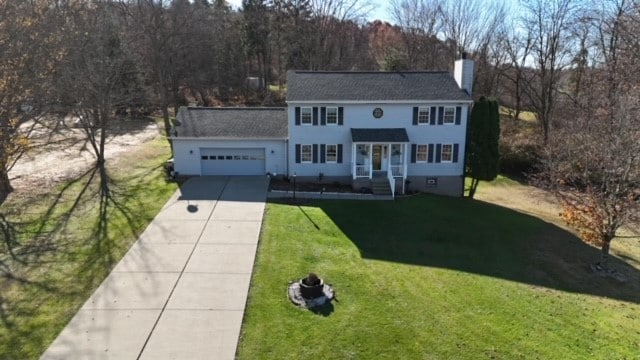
[371,178,392,195]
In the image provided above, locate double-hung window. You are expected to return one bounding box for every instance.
[418,107,430,124]
[441,144,453,162]
[416,145,428,162]
[326,107,338,125]
[326,144,337,162]
[301,107,312,125]
[301,145,313,163]
[443,107,455,124]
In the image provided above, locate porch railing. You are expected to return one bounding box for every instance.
[387,168,396,199]
[390,165,403,177]
[355,165,369,178]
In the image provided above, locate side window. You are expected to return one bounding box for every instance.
[418,108,430,124]
[326,107,338,125]
[326,144,337,162]
[441,144,453,162]
[301,107,312,125]
[443,107,455,124]
[416,145,428,162]
[301,145,312,163]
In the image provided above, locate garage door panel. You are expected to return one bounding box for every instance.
[200,148,265,175]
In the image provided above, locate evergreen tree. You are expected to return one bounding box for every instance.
[466,96,500,198]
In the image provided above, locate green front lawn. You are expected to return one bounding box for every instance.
[237,196,640,359]
[0,137,177,359]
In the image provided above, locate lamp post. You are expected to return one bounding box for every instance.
[293,172,297,201]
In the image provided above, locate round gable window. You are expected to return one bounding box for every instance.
[373,107,383,118]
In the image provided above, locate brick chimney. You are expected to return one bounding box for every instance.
[454,56,474,95]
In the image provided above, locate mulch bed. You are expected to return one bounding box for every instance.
[269,178,354,193]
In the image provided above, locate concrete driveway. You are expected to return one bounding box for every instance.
[41,176,268,360]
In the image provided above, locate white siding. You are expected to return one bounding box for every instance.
[173,139,286,176]
[287,103,469,177]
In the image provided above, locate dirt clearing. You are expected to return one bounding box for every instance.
[8,117,163,193]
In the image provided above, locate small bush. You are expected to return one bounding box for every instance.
[499,117,542,176]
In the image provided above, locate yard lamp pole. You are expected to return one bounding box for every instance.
[293,172,297,201]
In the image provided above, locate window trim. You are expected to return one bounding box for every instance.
[441,143,453,162]
[300,107,313,125]
[443,106,456,124]
[300,144,313,163]
[416,144,428,162]
[418,107,430,125]
[325,144,338,163]
[326,107,338,125]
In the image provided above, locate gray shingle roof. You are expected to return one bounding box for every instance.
[287,70,472,102]
[173,107,287,139]
[351,128,410,142]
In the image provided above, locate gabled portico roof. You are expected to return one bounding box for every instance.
[350,128,410,143]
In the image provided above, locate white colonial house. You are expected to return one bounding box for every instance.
[172,58,474,196]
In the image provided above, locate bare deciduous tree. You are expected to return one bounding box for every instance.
[521,0,580,143]
[58,2,146,198]
[0,1,57,203]
[540,0,640,267]
[542,91,639,264]
[390,0,445,69]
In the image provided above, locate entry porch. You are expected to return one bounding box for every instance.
[350,128,409,196]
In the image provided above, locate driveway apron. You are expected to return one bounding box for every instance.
[41,176,268,360]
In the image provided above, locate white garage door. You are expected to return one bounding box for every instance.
[200,148,265,175]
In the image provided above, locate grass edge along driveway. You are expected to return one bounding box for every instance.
[237,195,640,359]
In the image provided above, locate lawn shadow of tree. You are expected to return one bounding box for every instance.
[0,164,153,357]
[315,194,640,304]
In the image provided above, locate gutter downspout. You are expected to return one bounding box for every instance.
[461,104,471,197]
[285,138,289,178]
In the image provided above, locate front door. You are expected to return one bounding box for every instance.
[372,145,382,170]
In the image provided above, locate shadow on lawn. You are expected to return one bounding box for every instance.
[0,167,151,358]
[315,194,640,304]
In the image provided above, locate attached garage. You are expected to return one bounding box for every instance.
[171,107,288,177]
[200,148,265,175]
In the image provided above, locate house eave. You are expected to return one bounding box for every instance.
[170,137,288,141]
[286,99,474,105]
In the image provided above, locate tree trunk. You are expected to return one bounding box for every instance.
[0,128,14,203]
[0,168,13,204]
[468,178,479,199]
[600,239,612,265]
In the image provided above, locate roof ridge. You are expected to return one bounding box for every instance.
[186,106,286,111]
[291,70,449,74]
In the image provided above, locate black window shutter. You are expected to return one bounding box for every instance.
[320,144,326,163]
[438,107,444,125]
[321,107,326,125]
[412,107,418,125]
[453,144,459,162]
[312,107,318,125]
[312,144,318,163]
[337,144,343,163]
[338,107,344,125]
[411,144,417,163]
[428,144,434,163]
[455,106,462,125]
[430,107,436,125]
[295,144,301,163]
[295,107,301,126]
[435,144,442,163]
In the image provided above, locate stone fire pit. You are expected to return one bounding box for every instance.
[288,273,335,309]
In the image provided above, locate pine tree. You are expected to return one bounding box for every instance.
[466,96,500,198]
